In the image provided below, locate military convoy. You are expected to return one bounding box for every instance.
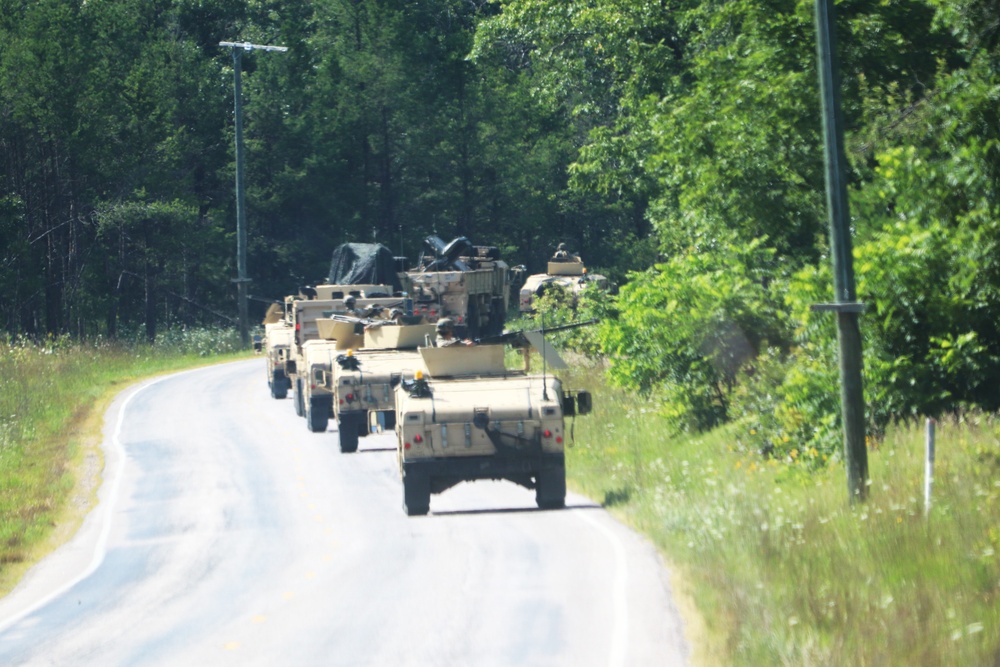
[260,237,595,515]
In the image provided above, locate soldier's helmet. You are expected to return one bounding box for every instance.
[389,308,404,319]
[436,318,454,332]
[344,296,356,308]
[557,242,567,251]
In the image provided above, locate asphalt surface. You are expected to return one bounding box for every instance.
[0,359,690,666]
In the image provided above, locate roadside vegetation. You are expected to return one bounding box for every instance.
[565,368,999,666]
[510,288,1000,666]
[0,330,247,595]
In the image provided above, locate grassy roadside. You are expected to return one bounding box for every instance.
[563,358,1000,666]
[0,334,251,596]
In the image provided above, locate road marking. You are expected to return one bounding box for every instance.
[0,372,192,634]
[576,510,629,667]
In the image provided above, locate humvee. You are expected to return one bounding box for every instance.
[298,318,365,432]
[518,257,608,313]
[393,342,593,516]
[286,287,403,418]
[322,321,435,452]
[261,302,294,399]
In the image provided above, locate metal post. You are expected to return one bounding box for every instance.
[220,41,288,349]
[813,0,869,502]
[924,418,935,515]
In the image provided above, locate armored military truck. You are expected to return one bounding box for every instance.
[393,343,593,516]
[406,235,510,339]
[518,253,608,313]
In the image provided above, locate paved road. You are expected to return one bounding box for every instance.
[0,359,689,666]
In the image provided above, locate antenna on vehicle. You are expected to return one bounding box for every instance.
[541,311,549,401]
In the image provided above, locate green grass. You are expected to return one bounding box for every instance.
[0,330,250,593]
[562,358,1000,666]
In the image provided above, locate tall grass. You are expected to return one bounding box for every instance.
[0,330,248,591]
[563,360,1000,666]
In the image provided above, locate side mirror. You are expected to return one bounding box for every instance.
[576,391,593,416]
[562,392,576,417]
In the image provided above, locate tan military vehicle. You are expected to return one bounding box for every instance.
[297,318,365,432]
[260,302,294,399]
[406,236,510,339]
[286,288,402,417]
[518,251,608,313]
[321,321,435,452]
[393,335,593,516]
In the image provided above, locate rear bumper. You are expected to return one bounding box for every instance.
[402,452,564,492]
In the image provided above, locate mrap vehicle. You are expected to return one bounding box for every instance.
[393,340,592,516]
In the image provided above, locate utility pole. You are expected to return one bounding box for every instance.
[811,0,869,501]
[220,41,288,348]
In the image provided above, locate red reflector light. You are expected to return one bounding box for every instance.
[430,310,437,316]
[346,393,354,401]
[543,429,552,438]
[339,399,344,405]
[556,436,563,444]
[404,442,411,449]
[414,434,423,443]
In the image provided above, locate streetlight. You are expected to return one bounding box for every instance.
[220,40,288,348]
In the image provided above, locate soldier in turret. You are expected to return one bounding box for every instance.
[343,295,370,318]
[435,318,474,347]
[552,242,581,262]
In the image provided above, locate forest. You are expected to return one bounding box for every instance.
[2,0,998,458]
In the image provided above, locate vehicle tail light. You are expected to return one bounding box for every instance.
[414,434,423,443]
[346,393,354,401]
[404,442,411,450]
[543,429,552,438]
[556,436,563,443]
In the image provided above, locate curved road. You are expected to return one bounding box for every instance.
[0,359,689,666]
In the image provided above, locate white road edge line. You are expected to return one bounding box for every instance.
[0,370,194,634]
[576,509,629,667]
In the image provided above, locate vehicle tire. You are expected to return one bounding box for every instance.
[271,371,289,399]
[403,471,430,516]
[467,300,480,340]
[307,396,329,432]
[535,467,566,509]
[294,379,305,417]
[338,414,360,453]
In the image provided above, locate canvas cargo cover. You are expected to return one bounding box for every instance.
[327,243,403,293]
